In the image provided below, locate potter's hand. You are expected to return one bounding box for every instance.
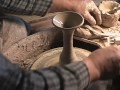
[48,0,102,25]
[83,46,120,82]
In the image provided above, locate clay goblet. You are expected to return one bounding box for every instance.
[53,11,84,65]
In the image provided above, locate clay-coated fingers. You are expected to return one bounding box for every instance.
[92,8,102,25]
[83,11,96,25]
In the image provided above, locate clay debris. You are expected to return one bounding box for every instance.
[99,1,120,27]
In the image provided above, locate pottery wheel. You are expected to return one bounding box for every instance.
[31,47,91,69]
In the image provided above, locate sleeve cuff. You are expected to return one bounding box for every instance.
[65,61,90,90]
[32,0,52,16]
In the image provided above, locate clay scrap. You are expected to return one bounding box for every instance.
[99,1,120,27]
[74,1,120,48]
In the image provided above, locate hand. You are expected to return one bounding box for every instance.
[83,46,120,82]
[48,0,102,25]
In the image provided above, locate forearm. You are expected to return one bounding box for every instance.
[0,54,22,90]
[23,62,90,90]
[0,0,52,16]
[0,54,90,90]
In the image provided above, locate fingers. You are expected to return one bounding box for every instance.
[82,1,102,25]
[83,11,96,25]
[82,7,102,25]
[90,1,102,25]
[92,8,102,25]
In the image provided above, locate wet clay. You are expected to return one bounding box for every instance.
[99,1,120,27]
[52,12,84,65]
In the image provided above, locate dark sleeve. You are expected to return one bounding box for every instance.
[0,54,90,90]
[0,0,52,16]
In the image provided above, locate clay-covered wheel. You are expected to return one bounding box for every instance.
[3,27,62,69]
[31,47,91,69]
[3,14,62,69]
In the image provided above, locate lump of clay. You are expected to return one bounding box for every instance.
[99,1,120,27]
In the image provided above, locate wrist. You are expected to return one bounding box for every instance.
[83,58,101,82]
